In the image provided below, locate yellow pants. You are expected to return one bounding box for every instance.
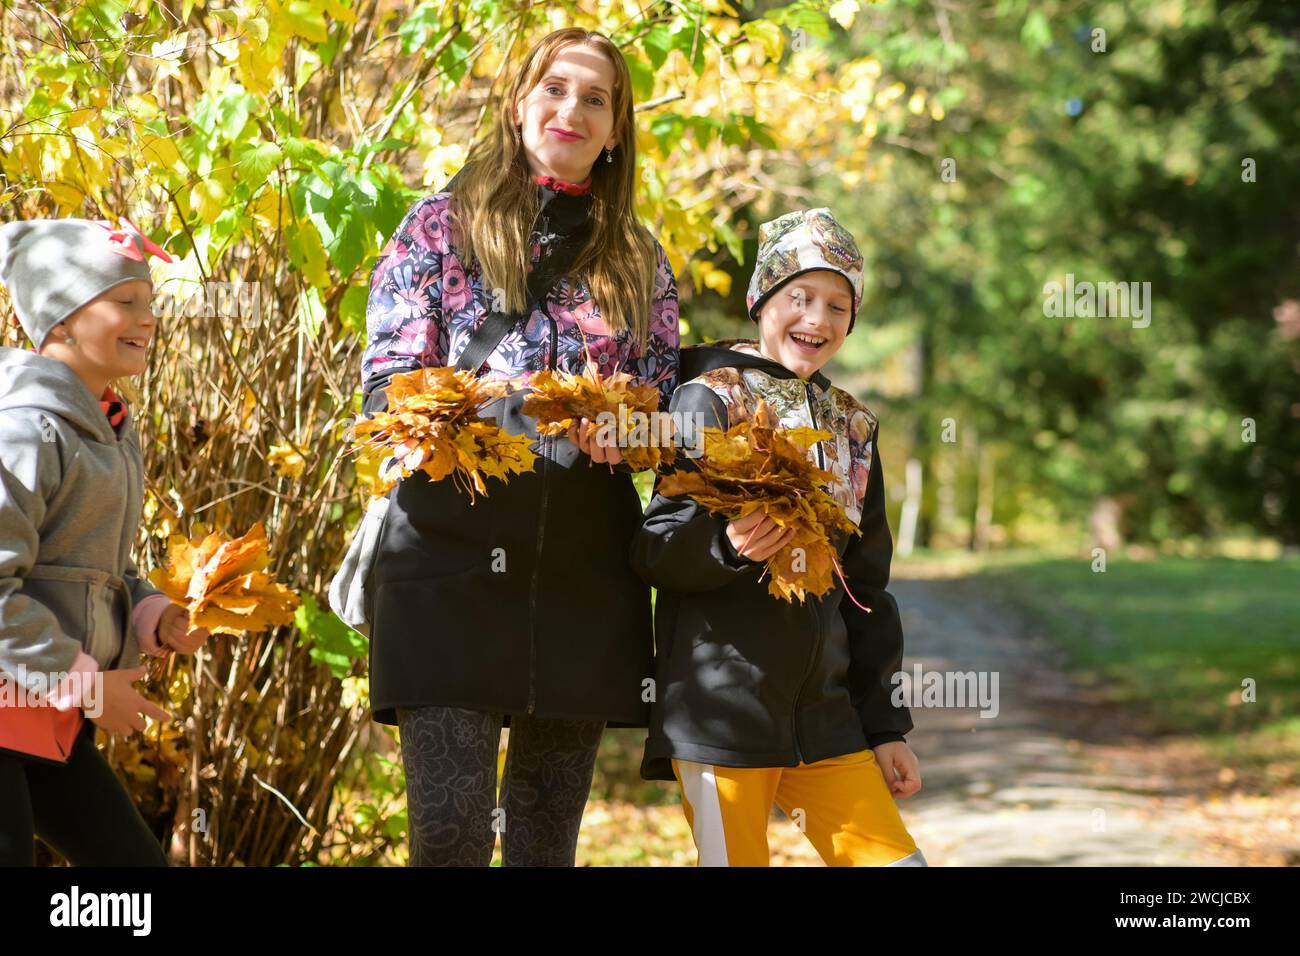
[672,748,927,867]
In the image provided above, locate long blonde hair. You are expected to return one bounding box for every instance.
[449,28,658,349]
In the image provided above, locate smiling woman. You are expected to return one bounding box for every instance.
[514,47,620,182]
[358,28,680,868]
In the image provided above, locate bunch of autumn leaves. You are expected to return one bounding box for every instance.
[148,523,300,643]
[350,365,862,603]
[350,364,673,500]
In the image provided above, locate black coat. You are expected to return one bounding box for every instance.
[359,176,676,728]
[366,404,654,727]
[630,344,913,780]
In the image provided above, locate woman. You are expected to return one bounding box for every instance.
[360,28,680,866]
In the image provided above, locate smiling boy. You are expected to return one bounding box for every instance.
[631,208,926,867]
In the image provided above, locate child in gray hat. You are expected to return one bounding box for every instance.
[0,216,209,865]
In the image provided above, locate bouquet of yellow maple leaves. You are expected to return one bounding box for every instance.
[522,362,675,471]
[351,367,538,500]
[658,400,862,604]
[148,522,300,636]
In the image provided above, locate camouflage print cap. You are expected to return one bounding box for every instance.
[745,207,864,333]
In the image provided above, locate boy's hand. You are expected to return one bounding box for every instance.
[567,417,624,466]
[157,604,210,655]
[89,666,172,736]
[872,741,922,798]
[725,511,796,563]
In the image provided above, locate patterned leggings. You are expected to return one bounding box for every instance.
[395,705,605,866]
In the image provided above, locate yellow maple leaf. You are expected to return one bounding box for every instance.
[658,400,860,603]
[350,367,537,502]
[148,522,300,635]
[522,361,674,472]
[267,442,306,478]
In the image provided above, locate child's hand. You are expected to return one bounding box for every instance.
[725,511,796,563]
[567,417,624,466]
[157,604,210,655]
[872,741,922,798]
[89,666,172,736]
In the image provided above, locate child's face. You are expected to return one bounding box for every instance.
[755,270,854,380]
[48,278,157,381]
[514,42,619,183]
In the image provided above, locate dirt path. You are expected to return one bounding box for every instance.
[874,568,1236,867]
[580,562,1287,866]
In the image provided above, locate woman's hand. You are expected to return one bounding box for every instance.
[157,604,210,655]
[566,417,624,466]
[872,741,922,798]
[725,511,796,563]
[89,666,172,736]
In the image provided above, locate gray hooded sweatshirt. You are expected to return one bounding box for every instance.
[0,347,158,698]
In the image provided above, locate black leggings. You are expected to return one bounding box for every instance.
[396,705,605,866]
[0,723,166,866]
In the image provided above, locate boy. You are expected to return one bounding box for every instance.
[631,208,926,866]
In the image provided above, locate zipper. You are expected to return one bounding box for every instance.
[524,299,559,715]
[531,210,552,269]
[112,434,133,668]
[789,598,824,764]
[792,384,832,762]
[523,197,559,715]
[804,382,826,470]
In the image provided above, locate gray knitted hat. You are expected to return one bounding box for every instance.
[0,217,172,347]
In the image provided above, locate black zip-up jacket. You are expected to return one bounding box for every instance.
[631,341,912,779]
[359,170,679,727]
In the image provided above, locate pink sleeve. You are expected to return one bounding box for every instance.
[49,651,100,711]
[628,241,681,411]
[132,594,174,657]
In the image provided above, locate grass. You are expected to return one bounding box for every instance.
[950,549,1300,780]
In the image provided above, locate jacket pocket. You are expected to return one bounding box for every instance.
[23,565,126,669]
[328,496,392,639]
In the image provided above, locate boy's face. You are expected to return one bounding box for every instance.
[755,270,854,380]
[514,42,619,183]
[42,278,157,382]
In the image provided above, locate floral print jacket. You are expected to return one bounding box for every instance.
[361,184,680,414]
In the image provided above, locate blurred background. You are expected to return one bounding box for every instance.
[0,0,1295,865]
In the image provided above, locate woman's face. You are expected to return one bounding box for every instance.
[514,42,619,183]
[756,270,854,380]
[42,278,157,384]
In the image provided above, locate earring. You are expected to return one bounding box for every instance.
[605,147,614,164]
[64,334,76,345]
